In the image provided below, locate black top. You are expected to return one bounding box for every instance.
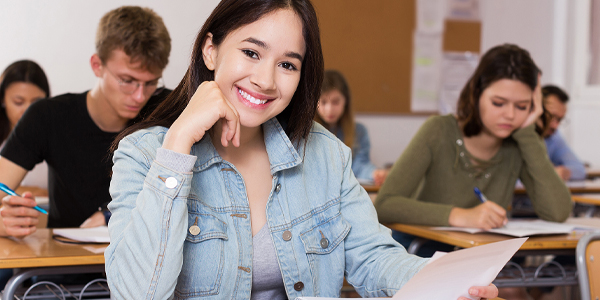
[1,89,170,227]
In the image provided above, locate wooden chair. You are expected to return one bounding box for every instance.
[577,231,600,300]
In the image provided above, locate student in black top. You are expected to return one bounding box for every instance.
[0,6,172,238]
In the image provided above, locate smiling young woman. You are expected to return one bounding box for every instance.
[105,1,499,299]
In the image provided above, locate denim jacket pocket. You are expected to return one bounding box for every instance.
[175,212,228,298]
[300,213,351,254]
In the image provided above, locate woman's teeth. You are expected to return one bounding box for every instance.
[239,89,267,105]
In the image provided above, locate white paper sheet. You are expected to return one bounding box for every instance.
[53,226,110,243]
[446,0,480,21]
[416,0,445,33]
[433,219,575,237]
[439,52,479,114]
[391,238,526,300]
[296,238,526,300]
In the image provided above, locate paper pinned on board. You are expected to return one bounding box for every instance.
[296,238,526,300]
[53,226,110,243]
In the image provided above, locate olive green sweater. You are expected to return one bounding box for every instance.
[374,115,572,226]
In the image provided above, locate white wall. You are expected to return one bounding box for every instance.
[0,0,220,96]
[1,0,596,167]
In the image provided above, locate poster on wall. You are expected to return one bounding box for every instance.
[438,52,479,115]
[417,0,446,33]
[411,32,443,112]
[446,0,480,21]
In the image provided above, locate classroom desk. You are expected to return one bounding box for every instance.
[572,194,600,217]
[586,169,600,179]
[386,223,593,288]
[361,184,380,193]
[514,179,600,195]
[0,229,107,300]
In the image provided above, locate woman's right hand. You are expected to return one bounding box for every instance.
[448,201,508,230]
[162,81,241,154]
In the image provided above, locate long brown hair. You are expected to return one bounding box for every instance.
[315,70,355,148]
[456,44,540,137]
[113,0,323,151]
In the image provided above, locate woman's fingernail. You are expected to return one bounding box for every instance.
[469,288,479,296]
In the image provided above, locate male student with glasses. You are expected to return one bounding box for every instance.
[0,6,172,238]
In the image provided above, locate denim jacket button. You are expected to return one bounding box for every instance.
[320,238,329,248]
[275,183,281,193]
[165,177,177,189]
[294,281,304,291]
[189,225,200,236]
[282,230,292,241]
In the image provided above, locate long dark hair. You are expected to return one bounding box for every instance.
[0,60,50,143]
[113,0,323,150]
[456,44,540,137]
[315,70,355,148]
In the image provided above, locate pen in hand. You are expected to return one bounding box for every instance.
[0,182,48,214]
[473,187,508,227]
[473,187,489,203]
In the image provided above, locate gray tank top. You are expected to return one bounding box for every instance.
[250,224,288,300]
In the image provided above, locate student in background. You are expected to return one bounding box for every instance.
[104,0,497,299]
[0,6,171,238]
[315,70,388,185]
[375,44,572,254]
[0,60,50,195]
[536,85,586,181]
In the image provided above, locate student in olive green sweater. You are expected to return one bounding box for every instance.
[375,44,572,249]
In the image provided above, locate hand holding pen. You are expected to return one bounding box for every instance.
[0,183,47,214]
[0,182,46,238]
[448,188,508,230]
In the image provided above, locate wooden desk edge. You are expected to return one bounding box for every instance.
[386,223,581,250]
[0,255,105,269]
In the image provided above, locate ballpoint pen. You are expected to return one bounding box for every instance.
[0,182,48,214]
[473,187,489,203]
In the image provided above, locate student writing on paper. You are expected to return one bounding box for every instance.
[104,1,498,299]
[375,44,572,252]
[315,70,389,185]
[0,60,50,195]
[0,6,172,238]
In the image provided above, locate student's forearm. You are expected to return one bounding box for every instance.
[513,126,572,221]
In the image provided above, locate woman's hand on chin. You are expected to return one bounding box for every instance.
[163,81,241,154]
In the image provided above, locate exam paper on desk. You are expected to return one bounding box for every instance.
[296,238,526,300]
[53,226,110,243]
[433,219,575,237]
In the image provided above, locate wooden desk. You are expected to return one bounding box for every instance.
[586,169,600,179]
[0,229,105,269]
[386,223,592,288]
[362,184,380,193]
[387,223,583,251]
[515,179,600,195]
[0,229,107,300]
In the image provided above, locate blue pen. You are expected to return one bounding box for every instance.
[0,182,48,214]
[473,187,489,203]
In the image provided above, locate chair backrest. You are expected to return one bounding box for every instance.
[577,231,600,300]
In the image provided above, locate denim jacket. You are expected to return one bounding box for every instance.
[105,118,426,300]
[333,123,377,182]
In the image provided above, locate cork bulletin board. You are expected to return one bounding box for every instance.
[312,0,481,114]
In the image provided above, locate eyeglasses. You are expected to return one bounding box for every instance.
[104,67,164,96]
[544,111,570,126]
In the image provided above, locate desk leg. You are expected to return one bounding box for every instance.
[2,265,105,300]
[407,237,428,255]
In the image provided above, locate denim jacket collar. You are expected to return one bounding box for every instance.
[190,118,303,175]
